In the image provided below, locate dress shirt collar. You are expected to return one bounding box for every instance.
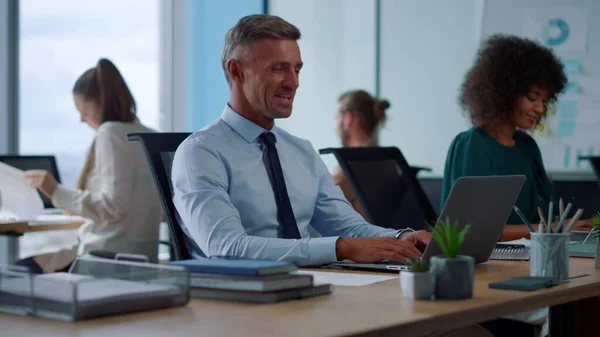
[221,104,277,144]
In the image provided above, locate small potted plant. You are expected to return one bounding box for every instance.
[400,259,434,300]
[591,212,600,269]
[429,218,474,299]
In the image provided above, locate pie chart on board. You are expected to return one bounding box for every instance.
[543,18,570,46]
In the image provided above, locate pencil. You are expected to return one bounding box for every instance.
[559,198,565,220]
[555,203,572,233]
[569,274,591,280]
[563,208,585,233]
[513,206,535,233]
[537,206,546,233]
[547,199,554,233]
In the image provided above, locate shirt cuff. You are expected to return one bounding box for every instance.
[383,228,399,237]
[51,185,76,209]
[308,236,340,266]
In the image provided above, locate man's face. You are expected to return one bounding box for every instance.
[240,39,303,120]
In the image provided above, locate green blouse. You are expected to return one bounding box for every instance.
[441,127,554,225]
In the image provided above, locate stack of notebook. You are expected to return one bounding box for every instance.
[490,237,598,260]
[490,242,531,261]
[167,258,333,303]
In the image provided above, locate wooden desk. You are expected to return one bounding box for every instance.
[0,218,84,264]
[3,258,600,337]
[0,219,84,234]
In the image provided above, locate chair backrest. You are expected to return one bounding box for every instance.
[319,147,437,230]
[418,177,443,214]
[128,132,192,261]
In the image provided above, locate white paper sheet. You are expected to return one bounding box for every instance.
[35,214,85,222]
[500,238,531,247]
[0,161,44,219]
[295,270,397,286]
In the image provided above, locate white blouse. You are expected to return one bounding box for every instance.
[51,121,162,261]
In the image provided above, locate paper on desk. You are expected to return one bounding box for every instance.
[500,238,531,247]
[35,214,84,222]
[0,161,44,219]
[295,271,397,286]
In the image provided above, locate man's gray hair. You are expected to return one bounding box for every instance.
[222,14,301,85]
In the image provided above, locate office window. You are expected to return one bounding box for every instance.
[18,0,159,258]
[19,0,160,188]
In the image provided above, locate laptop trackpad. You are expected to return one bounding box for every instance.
[330,261,411,272]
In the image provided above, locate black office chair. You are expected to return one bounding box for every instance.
[128,132,192,261]
[417,177,443,215]
[319,147,437,230]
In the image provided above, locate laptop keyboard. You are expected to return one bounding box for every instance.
[375,260,409,266]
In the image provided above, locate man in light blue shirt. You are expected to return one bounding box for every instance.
[171,14,496,337]
[171,14,430,267]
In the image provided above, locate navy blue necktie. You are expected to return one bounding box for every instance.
[259,132,301,239]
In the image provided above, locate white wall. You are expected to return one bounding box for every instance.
[379,0,481,176]
[482,0,600,175]
[270,0,482,175]
[269,0,377,171]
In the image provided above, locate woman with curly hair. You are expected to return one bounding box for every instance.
[442,34,591,241]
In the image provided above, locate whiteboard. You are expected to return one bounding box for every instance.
[481,0,600,174]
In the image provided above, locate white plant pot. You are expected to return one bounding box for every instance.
[400,271,435,300]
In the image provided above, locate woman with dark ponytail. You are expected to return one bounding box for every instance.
[21,59,161,273]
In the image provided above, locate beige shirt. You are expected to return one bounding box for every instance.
[332,166,367,220]
[52,121,162,261]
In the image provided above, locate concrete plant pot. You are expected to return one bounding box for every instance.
[430,255,474,300]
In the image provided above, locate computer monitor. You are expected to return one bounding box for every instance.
[0,155,61,208]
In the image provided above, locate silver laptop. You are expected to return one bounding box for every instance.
[331,175,526,272]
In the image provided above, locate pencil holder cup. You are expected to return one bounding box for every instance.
[530,233,570,282]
